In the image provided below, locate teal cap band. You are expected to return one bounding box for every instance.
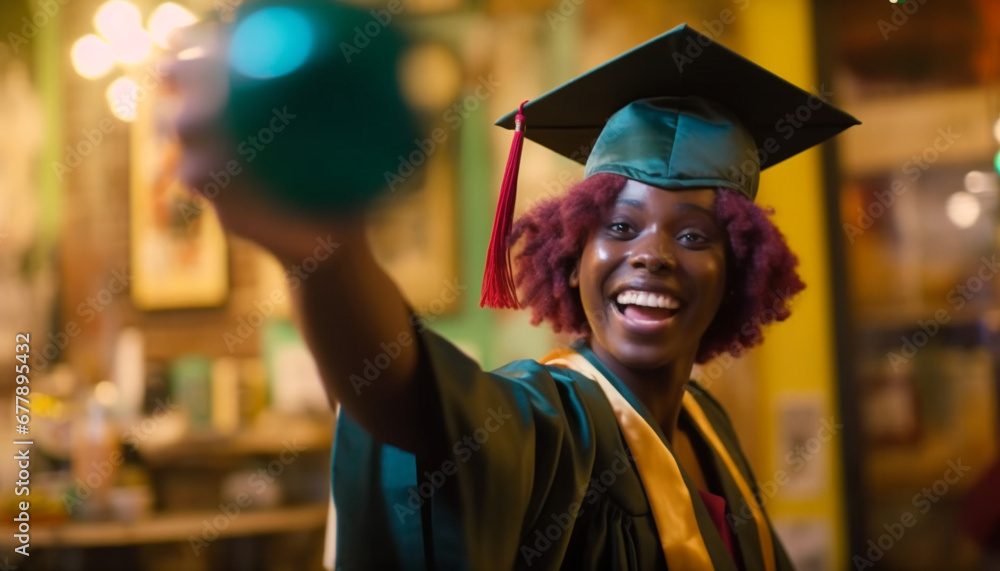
[584,96,759,200]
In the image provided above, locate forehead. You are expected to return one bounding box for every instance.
[614,179,717,210]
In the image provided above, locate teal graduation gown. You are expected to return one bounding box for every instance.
[332,328,797,570]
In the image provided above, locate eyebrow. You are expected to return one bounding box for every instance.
[614,197,645,209]
[613,197,717,218]
[676,202,716,217]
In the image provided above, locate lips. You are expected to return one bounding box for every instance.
[610,287,683,333]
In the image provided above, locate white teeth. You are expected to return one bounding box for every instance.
[614,289,680,309]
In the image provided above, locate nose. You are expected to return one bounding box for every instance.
[628,233,676,272]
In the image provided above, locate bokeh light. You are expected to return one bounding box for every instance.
[94,0,143,42]
[964,170,992,194]
[148,3,198,49]
[109,29,153,65]
[71,34,116,79]
[229,7,314,79]
[106,77,140,122]
[399,43,463,111]
[94,381,119,408]
[946,191,981,229]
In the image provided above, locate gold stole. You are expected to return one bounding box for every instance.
[541,349,775,571]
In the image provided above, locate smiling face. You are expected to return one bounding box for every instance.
[570,179,728,371]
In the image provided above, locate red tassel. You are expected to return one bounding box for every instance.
[480,101,528,309]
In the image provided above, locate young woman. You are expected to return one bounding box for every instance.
[169,19,856,571]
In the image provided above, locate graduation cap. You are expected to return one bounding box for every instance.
[480,23,859,309]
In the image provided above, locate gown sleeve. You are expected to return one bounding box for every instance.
[333,325,610,571]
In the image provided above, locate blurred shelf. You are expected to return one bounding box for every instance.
[135,413,335,464]
[862,433,995,496]
[839,86,994,176]
[0,502,327,549]
[852,304,992,332]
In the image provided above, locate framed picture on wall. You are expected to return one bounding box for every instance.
[366,41,461,315]
[367,141,458,315]
[775,396,829,497]
[129,87,229,310]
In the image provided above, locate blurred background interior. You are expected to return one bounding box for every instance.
[1,0,999,569]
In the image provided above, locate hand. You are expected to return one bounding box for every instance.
[163,26,362,267]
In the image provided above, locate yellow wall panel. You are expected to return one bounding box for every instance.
[739,2,847,569]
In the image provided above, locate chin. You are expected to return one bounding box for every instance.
[605,336,687,372]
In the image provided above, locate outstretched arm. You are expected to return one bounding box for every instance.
[166,50,433,455]
[288,219,433,454]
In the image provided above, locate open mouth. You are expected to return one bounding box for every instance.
[612,289,681,324]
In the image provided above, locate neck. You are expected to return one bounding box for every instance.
[588,342,695,444]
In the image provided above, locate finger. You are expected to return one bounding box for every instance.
[168,26,230,150]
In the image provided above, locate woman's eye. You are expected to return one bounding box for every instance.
[678,231,708,244]
[608,221,633,233]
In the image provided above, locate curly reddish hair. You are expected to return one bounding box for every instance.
[509,173,805,363]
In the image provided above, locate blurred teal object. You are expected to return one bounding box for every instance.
[223,0,420,212]
[169,355,212,431]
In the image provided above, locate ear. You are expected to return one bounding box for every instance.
[568,263,580,288]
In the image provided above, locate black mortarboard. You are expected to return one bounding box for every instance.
[480,24,860,309]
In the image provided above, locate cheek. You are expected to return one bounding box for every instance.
[577,243,613,315]
[705,257,727,307]
[577,265,601,312]
[591,240,614,265]
[690,254,727,309]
